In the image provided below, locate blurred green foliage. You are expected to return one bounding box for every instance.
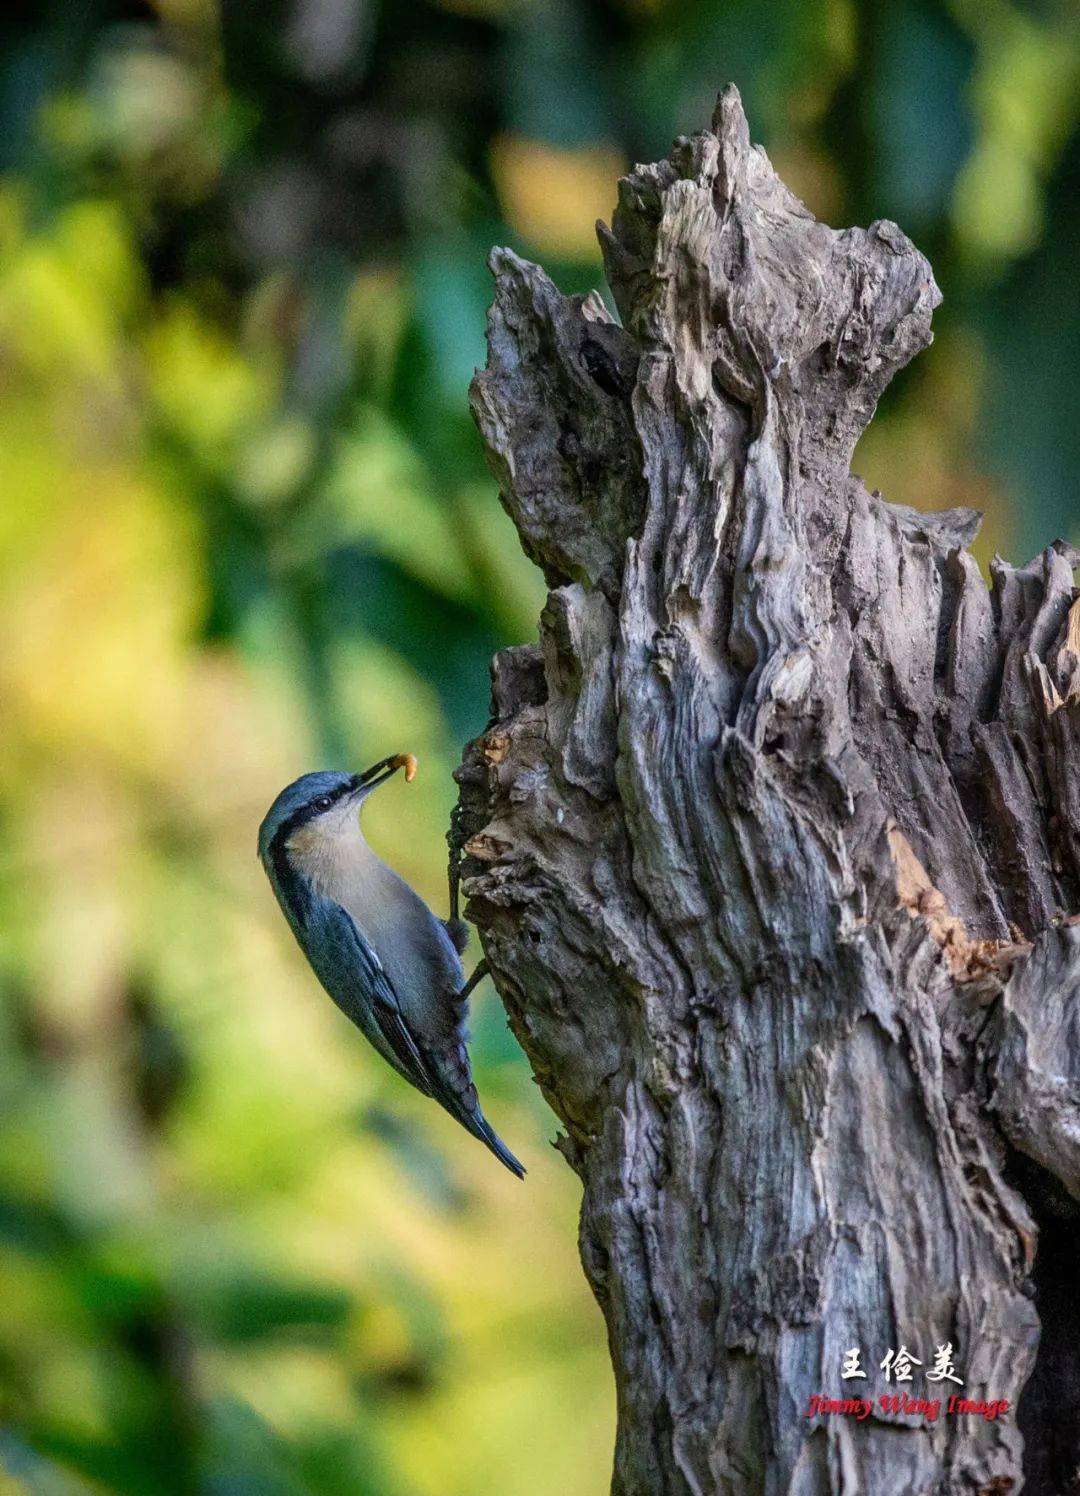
[0,1,1076,1492]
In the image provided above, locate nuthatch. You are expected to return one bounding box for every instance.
[258,755,524,1177]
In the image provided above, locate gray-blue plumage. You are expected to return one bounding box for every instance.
[258,764,523,1177]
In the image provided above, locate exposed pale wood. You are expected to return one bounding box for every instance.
[453,86,1080,1494]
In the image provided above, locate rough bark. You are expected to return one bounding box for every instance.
[453,86,1080,1495]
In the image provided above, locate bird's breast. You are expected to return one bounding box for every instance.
[285,822,364,896]
[286,827,462,1035]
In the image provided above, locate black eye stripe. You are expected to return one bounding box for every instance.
[270,780,356,855]
[303,782,354,818]
[265,778,360,927]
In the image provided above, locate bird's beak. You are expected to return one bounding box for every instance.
[354,753,417,794]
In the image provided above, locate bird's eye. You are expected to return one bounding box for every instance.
[313,795,333,812]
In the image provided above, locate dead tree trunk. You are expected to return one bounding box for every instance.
[453,86,1080,1495]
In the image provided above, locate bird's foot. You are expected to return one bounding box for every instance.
[458,958,490,1003]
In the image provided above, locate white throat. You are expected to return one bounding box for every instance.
[286,809,373,899]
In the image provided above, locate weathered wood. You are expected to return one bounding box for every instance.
[453,85,1080,1494]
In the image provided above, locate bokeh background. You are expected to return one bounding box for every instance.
[0,1,1077,1492]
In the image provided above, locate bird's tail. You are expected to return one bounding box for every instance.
[426,1049,525,1179]
[443,1085,525,1178]
[470,1109,526,1179]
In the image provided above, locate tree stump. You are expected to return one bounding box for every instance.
[453,85,1080,1495]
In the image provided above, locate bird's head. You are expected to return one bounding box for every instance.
[258,756,415,863]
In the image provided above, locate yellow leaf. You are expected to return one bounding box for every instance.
[491,135,624,262]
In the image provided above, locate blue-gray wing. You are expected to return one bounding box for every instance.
[264,863,524,1177]
[305,895,437,1099]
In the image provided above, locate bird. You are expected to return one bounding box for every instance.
[258,755,524,1178]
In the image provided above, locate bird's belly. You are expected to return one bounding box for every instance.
[342,884,463,1038]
